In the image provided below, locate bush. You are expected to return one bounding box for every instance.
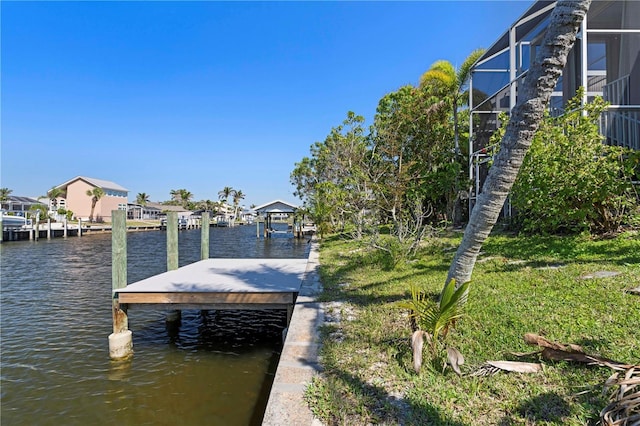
[510,91,640,235]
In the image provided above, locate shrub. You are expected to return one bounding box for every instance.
[510,91,639,234]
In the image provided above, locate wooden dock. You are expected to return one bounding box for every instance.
[108,210,311,360]
[115,258,308,311]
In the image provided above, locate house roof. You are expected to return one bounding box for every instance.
[146,202,191,213]
[477,0,555,65]
[55,176,129,192]
[253,199,298,214]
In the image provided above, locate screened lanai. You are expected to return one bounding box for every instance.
[468,0,640,213]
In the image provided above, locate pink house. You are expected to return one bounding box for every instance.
[52,176,129,222]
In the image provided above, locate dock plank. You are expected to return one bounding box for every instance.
[114,258,309,306]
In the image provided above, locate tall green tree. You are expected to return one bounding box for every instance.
[420,49,485,224]
[136,192,150,206]
[420,49,485,156]
[47,187,65,211]
[370,84,453,257]
[218,186,234,204]
[86,187,105,222]
[291,112,371,238]
[232,189,245,223]
[168,189,193,209]
[446,0,592,290]
[0,187,12,207]
[178,189,193,209]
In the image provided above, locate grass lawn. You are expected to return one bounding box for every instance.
[305,229,640,425]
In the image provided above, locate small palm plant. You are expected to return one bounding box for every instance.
[396,279,470,374]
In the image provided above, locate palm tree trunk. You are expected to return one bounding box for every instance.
[89,200,96,222]
[446,0,591,288]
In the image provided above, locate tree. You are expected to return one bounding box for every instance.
[168,189,193,209]
[370,84,454,260]
[86,187,105,222]
[47,187,65,212]
[420,49,485,156]
[218,186,234,204]
[1,187,12,210]
[291,112,372,238]
[232,189,245,223]
[136,193,150,206]
[420,49,485,224]
[178,189,193,209]
[510,92,640,234]
[445,0,592,289]
[1,187,12,201]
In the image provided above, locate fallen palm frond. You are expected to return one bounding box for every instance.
[446,347,465,376]
[523,333,636,371]
[600,367,640,426]
[469,360,542,377]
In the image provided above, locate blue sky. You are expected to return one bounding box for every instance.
[1,1,531,208]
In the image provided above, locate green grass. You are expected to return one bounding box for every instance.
[304,230,640,425]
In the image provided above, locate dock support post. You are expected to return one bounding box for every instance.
[47,219,52,239]
[201,212,209,260]
[0,218,3,243]
[256,219,260,239]
[165,212,181,325]
[109,210,133,360]
[167,211,178,271]
[34,216,40,241]
[63,219,68,238]
[78,219,83,237]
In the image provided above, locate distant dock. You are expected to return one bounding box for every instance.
[1,219,201,242]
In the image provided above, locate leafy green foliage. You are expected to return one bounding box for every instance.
[29,204,48,221]
[290,111,372,238]
[397,279,470,351]
[510,91,640,234]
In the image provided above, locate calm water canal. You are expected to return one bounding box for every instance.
[0,224,310,425]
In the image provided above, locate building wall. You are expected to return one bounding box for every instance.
[65,179,127,222]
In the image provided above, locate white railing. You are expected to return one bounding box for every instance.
[603,75,630,105]
[599,107,640,151]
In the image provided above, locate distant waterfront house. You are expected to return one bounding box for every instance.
[127,203,163,220]
[239,209,257,223]
[52,176,129,222]
[254,200,298,221]
[0,196,45,216]
[468,0,640,212]
[146,202,193,219]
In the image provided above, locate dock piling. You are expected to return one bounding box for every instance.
[109,210,133,360]
[201,212,209,260]
[165,212,181,325]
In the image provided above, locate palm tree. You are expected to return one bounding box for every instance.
[420,49,486,225]
[86,187,105,222]
[47,186,65,212]
[178,189,193,209]
[420,49,485,156]
[445,0,591,291]
[136,192,150,206]
[0,187,12,210]
[217,186,234,203]
[135,193,150,220]
[232,189,245,223]
[217,187,234,222]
